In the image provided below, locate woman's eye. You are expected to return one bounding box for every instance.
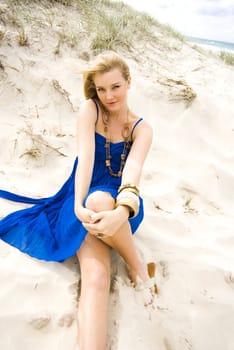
[113,85,120,89]
[97,88,104,92]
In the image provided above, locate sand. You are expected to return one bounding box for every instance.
[1,1,234,349]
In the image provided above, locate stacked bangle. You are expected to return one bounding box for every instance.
[115,184,140,218]
[118,183,140,196]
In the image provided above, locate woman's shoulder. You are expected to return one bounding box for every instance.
[78,99,98,121]
[131,116,153,140]
[131,115,152,131]
[79,98,97,111]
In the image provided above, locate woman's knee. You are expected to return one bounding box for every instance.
[85,191,115,212]
[83,261,110,291]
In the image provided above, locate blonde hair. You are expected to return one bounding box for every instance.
[83,52,130,100]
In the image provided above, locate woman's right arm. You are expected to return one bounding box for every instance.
[74,99,97,222]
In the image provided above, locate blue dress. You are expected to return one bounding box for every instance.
[0,125,144,262]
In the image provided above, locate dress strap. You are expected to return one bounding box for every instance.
[130,117,143,139]
[92,99,99,123]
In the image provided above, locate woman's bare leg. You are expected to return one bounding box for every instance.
[76,191,153,348]
[85,191,149,285]
[76,191,115,350]
[76,235,110,350]
[102,220,150,285]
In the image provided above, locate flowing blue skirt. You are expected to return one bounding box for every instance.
[0,158,144,262]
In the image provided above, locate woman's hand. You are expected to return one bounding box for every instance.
[75,205,96,224]
[82,205,130,237]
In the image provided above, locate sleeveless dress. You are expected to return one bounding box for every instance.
[0,109,144,262]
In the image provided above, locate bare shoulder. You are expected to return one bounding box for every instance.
[132,118,153,141]
[78,99,97,122]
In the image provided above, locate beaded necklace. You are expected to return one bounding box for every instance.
[103,110,131,178]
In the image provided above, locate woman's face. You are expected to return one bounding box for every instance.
[94,68,130,112]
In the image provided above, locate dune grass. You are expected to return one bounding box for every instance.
[219,51,234,65]
[2,0,186,57]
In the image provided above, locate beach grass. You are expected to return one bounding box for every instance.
[219,51,234,65]
[2,0,187,57]
[17,26,29,46]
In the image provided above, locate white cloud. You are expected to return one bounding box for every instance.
[120,0,234,42]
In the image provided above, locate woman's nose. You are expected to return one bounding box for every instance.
[106,89,113,100]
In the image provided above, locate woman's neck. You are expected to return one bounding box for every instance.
[109,106,129,121]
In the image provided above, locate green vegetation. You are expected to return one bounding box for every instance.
[17,26,29,46]
[162,24,186,42]
[2,0,230,72]
[1,0,187,57]
[219,51,234,65]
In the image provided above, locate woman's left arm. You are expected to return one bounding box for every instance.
[121,120,153,185]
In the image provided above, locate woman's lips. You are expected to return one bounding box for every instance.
[106,101,117,107]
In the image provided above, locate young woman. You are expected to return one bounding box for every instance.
[0,52,157,350]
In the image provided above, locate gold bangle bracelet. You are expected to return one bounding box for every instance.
[119,187,139,197]
[115,190,140,218]
[118,184,140,196]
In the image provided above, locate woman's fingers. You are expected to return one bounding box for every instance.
[83,209,127,236]
[90,212,104,223]
[82,222,101,235]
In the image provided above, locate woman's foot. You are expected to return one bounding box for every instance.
[146,262,158,294]
[127,262,158,305]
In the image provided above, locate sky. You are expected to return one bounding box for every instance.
[120,0,234,43]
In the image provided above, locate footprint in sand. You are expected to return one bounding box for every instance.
[107,278,122,350]
[224,271,234,287]
[57,313,75,327]
[155,261,170,296]
[68,280,80,304]
[29,316,51,329]
[110,274,120,294]
[164,337,173,350]
[159,260,170,279]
